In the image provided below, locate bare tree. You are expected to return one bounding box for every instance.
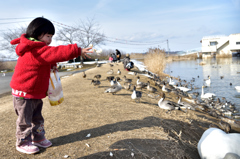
[0,26,26,58]
[55,17,105,63]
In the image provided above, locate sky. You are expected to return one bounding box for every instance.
[0,0,240,55]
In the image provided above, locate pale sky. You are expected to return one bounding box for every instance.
[0,0,240,54]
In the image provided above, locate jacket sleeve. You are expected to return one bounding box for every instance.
[34,44,81,64]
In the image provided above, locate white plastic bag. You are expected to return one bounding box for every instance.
[47,70,64,106]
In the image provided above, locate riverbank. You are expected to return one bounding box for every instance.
[0,62,239,158]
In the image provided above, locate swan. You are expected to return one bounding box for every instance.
[205,76,211,85]
[235,86,240,91]
[175,84,191,92]
[131,85,142,103]
[169,77,175,86]
[198,128,240,159]
[201,86,216,99]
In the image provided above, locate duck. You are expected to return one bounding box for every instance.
[117,69,121,75]
[104,81,122,95]
[136,76,148,89]
[158,92,179,112]
[110,77,121,86]
[94,74,101,80]
[110,78,117,86]
[131,85,142,103]
[201,86,216,99]
[106,76,114,82]
[177,96,196,110]
[82,71,86,78]
[96,63,101,67]
[147,81,157,93]
[107,69,114,74]
[123,82,131,90]
[91,79,101,87]
[123,75,132,83]
[162,82,172,93]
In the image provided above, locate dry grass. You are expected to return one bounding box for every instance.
[144,48,166,75]
[130,53,146,59]
[216,53,232,58]
[0,61,17,71]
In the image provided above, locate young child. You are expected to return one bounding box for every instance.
[10,17,93,154]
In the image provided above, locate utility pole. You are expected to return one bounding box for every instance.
[167,39,170,56]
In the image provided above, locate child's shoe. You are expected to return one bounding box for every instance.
[32,138,52,148]
[16,141,40,154]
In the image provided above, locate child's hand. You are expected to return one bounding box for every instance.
[81,47,93,59]
[52,66,58,72]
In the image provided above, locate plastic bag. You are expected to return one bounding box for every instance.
[126,61,134,69]
[47,70,64,106]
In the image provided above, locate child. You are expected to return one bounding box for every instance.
[123,54,134,71]
[109,54,113,63]
[10,17,93,154]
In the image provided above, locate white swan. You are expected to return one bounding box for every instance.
[235,86,240,91]
[205,76,211,85]
[198,128,240,159]
[201,86,216,99]
[175,84,191,92]
[169,77,175,86]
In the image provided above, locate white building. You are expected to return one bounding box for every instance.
[201,33,240,58]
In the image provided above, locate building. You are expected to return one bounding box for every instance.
[201,33,240,58]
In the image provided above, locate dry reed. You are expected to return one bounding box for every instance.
[144,48,166,75]
[216,53,232,58]
[0,61,17,71]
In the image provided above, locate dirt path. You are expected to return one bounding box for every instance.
[0,62,237,159]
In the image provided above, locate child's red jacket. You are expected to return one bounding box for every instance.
[10,34,81,99]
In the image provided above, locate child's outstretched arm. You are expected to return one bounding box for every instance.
[81,47,94,59]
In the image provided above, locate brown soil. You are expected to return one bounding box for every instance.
[0,62,239,159]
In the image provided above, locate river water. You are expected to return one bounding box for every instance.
[164,57,240,111]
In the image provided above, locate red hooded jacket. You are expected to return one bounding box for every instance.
[10,34,81,99]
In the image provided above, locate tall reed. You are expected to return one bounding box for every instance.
[144,48,166,75]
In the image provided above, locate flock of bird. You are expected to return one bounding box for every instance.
[81,63,240,127]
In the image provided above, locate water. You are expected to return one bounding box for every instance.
[164,57,240,111]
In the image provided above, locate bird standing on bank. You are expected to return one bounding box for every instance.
[82,71,86,78]
[131,85,142,103]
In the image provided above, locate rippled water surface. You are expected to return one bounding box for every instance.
[164,57,240,110]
